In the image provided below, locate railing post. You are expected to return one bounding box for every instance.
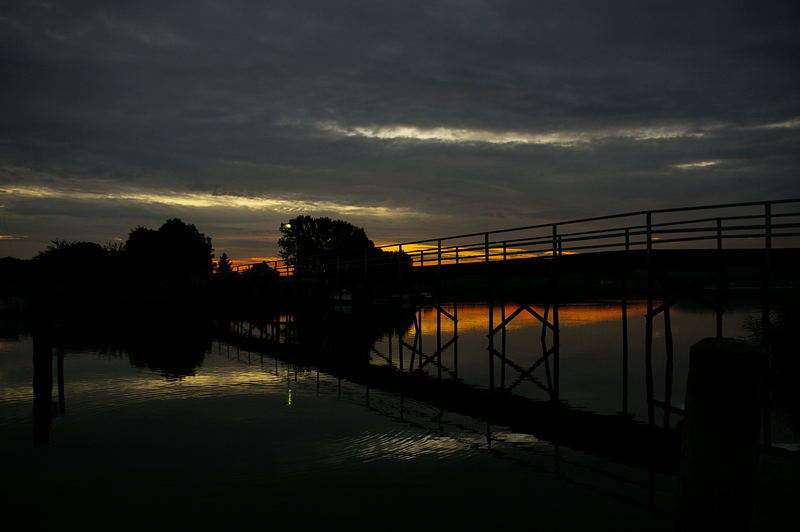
[502,241,507,261]
[437,239,442,267]
[765,202,772,252]
[420,250,424,267]
[398,244,404,277]
[455,246,460,265]
[716,218,723,250]
[484,233,490,263]
[624,227,630,252]
[552,224,558,257]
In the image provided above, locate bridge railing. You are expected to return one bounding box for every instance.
[234,198,800,276]
[379,198,800,268]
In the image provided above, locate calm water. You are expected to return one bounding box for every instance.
[1,297,795,531]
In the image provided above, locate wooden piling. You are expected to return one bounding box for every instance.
[677,338,766,532]
[32,334,53,445]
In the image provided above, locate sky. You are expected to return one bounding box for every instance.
[1,0,799,263]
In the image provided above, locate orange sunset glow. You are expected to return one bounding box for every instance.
[410,302,651,334]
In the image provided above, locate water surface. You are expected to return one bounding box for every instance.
[2,295,796,530]
[2,331,676,531]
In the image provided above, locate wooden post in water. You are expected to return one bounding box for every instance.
[716,218,724,339]
[551,224,560,399]
[663,304,674,429]
[621,229,630,415]
[500,293,506,389]
[677,338,765,532]
[56,345,66,415]
[436,304,442,381]
[644,211,656,425]
[761,202,772,447]
[488,287,495,392]
[620,228,631,413]
[453,290,459,379]
[32,333,53,445]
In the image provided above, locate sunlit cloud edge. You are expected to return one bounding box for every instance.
[315,121,711,147]
[672,160,722,170]
[0,184,424,219]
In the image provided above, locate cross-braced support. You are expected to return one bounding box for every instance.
[394,301,459,381]
[487,261,561,402]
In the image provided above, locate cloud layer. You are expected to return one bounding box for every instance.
[1,0,799,259]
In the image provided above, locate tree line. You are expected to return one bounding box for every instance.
[1,215,410,284]
[26,218,215,282]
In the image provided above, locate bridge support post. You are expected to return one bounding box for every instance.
[663,300,674,429]
[761,202,772,447]
[620,264,629,415]
[488,282,495,392]
[436,299,442,382]
[32,333,53,445]
[550,225,560,401]
[453,300,459,378]
[645,211,656,426]
[498,272,506,389]
[715,217,725,339]
[677,338,765,532]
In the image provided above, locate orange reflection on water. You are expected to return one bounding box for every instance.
[411,302,650,333]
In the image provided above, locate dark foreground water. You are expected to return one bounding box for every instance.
[1,298,797,531]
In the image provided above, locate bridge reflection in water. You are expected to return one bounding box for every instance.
[207,287,785,504]
[216,287,766,426]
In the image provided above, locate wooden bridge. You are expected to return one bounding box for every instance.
[235,198,800,276]
[227,198,800,440]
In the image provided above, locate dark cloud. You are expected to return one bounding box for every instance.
[1,0,799,259]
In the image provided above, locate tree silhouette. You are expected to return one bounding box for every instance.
[34,240,114,280]
[277,215,411,279]
[125,218,214,277]
[278,216,374,275]
[216,252,232,274]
